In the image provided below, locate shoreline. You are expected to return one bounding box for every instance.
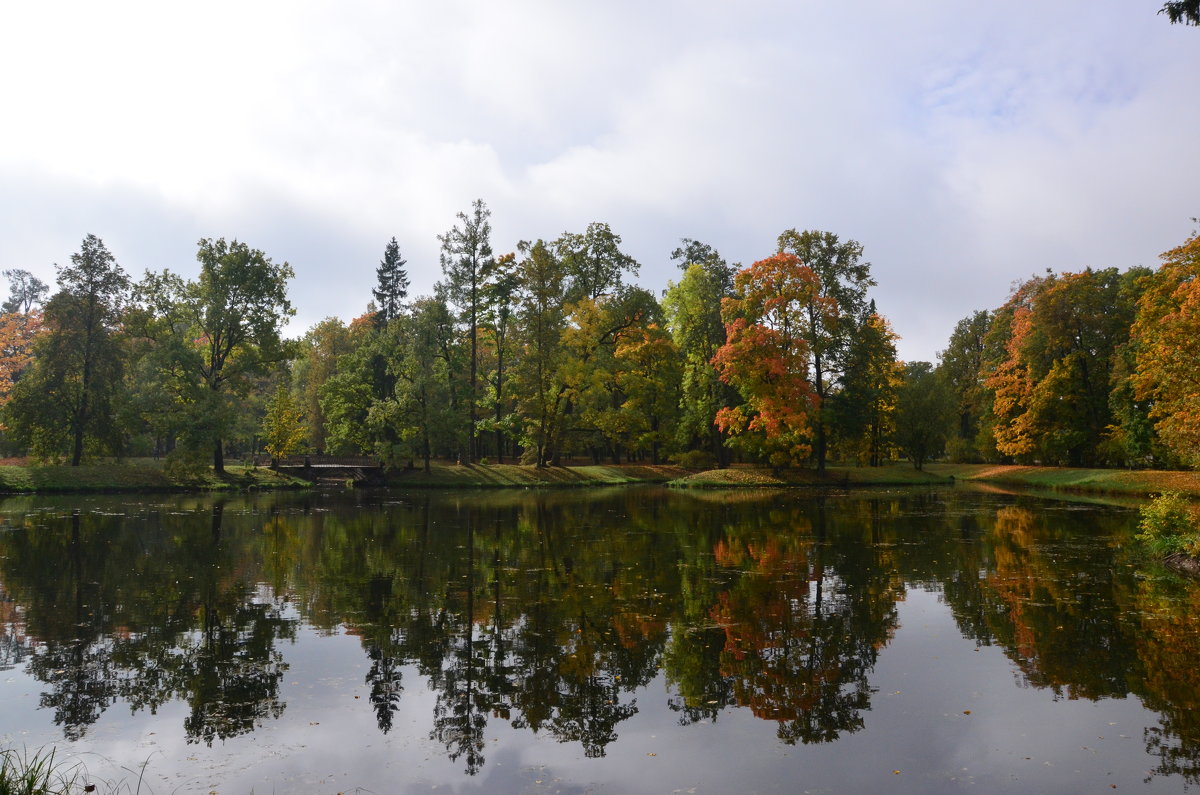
[0,459,1196,499]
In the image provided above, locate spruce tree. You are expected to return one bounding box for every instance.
[373,237,409,328]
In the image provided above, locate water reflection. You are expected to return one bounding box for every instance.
[2,504,294,746]
[0,488,1198,783]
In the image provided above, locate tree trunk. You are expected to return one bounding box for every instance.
[495,334,505,464]
[71,427,85,467]
[213,438,225,474]
[813,354,827,474]
[468,277,477,463]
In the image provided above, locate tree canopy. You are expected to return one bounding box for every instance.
[6,215,1200,477]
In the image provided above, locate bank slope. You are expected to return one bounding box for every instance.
[668,465,954,488]
[925,464,1200,498]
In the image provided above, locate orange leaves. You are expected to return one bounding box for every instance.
[712,255,819,467]
[0,311,43,405]
[1132,233,1200,465]
[986,304,1037,458]
[726,253,820,338]
[982,267,1137,465]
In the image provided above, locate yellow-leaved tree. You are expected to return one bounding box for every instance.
[1132,232,1200,467]
[262,384,306,460]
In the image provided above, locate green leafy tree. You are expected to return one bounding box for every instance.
[133,238,294,473]
[670,238,734,295]
[480,253,520,462]
[614,319,680,464]
[938,310,992,462]
[831,306,900,467]
[894,361,953,470]
[512,240,567,466]
[556,222,639,302]
[776,229,875,473]
[5,235,129,464]
[440,199,494,463]
[663,263,733,466]
[561,286,662,464]
[293,317,354,453]
[543,224,642,463]
[318,320,381,456]
[2,268,49,314]
[384,296,457,471]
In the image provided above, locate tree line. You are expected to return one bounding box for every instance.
[0,203,1197,471]
[940,230,1200,469]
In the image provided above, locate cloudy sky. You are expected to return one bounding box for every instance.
[2,1,1196,361]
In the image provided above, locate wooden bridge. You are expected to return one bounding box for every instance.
[254,455,385,481]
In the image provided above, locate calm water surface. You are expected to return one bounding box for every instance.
[0,486,1197,793]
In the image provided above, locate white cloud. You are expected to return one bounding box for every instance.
[1,1,1197,359]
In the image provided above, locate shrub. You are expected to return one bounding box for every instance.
[671,450,717,470]
[945,437,982,464]
[1137,492,1200,557]
[163,446,208,480]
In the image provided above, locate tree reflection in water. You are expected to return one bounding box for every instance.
[1,488,1200,782]
[2,502,295,746]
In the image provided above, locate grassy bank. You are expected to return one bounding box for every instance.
[8,458,1190,498]
[668,464,954,489]
[0,459,310,494]
[384,462,690,488]
[925,463,1200,498]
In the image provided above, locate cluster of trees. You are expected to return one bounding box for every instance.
[276,209,964,472]
[0,203,912,471]
[938,230,1200,469]
[0,235,293,472]
[2,206,1197,472]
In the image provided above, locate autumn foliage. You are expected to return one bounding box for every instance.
[1132,233,1200,467]
[0,311,43,406]
[712,254,819,468]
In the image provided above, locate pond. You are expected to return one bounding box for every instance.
[0,485,1197,793]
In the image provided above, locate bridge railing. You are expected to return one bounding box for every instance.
[251,455,383,468]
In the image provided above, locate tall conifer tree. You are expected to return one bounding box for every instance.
[372,237,409,328]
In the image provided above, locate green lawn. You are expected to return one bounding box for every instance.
[668,464,954,488]
[0,459,309,494]
[925,463,1200,498]
[384,462,690,488]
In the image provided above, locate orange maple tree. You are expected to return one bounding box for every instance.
[711,253,819,468]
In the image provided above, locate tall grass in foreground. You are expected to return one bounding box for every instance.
[0,746,148,795]
[0,746,76,795]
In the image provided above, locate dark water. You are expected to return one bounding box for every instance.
[0,486,1197,793]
